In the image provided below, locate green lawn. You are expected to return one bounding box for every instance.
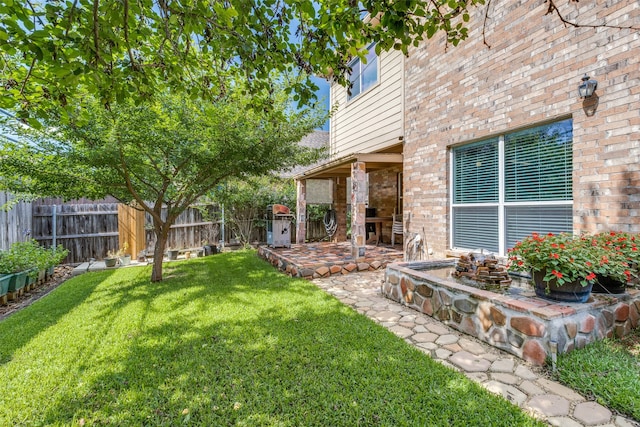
[0,251,542,426]
[556,333,640,421]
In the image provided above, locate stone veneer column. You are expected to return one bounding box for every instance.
[332,177,347,242]
[351,161,367,260]
[296,179,306,244]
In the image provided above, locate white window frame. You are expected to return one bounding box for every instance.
[449,121,573,256]
[347,43,378,101]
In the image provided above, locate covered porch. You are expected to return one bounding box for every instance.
[294,149,404,260]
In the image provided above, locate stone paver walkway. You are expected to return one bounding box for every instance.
[311,270,639,427]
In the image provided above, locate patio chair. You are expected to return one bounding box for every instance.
[391,214,403,246]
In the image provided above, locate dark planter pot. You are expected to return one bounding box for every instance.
[203,245,219,256]
[533,271,593,303]
[104,257,118,268]
[592,274,627,294]
[8,270,28,292]
[167,250,179,260]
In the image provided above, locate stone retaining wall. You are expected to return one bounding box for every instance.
[383,261,640,366]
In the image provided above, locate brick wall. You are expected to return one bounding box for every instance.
[403,1,640,257]
[368,167,402,242]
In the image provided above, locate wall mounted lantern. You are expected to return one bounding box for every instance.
[578,74,598,98]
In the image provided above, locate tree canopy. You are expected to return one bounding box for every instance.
[0,89,327,280]
[0,0,488,122]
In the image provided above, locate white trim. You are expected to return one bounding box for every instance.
[450,121,574,256]
[498,135,505,255]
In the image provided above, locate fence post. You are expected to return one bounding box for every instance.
[52,205,57,248]
[221,205,225,249]
[118,204,146,257]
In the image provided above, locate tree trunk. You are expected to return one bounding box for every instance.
[151,224,170,282]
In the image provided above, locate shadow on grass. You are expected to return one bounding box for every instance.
[1,251,543,426]
[0,269,117,365]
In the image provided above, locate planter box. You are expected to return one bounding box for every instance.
[8,271,28,292]
[0,273,11,304]
[26,269,37,290]
[7,270,28,301]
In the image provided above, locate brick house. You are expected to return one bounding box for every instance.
[295,2,640,260]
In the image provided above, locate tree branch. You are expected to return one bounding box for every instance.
[545,0,640,31]
[123,0,138,70]
[482,0,493,48]
[92,0,102,65]
[19,57,37,99]
[64,0,79,38]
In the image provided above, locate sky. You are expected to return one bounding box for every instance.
[312,76,330,131]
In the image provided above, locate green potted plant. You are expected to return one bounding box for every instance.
[507,232,637,302]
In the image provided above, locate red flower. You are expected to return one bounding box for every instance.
[517,261,524,266]
[552,270,563,278]
[586,272,596,281]
[550,253,560,259]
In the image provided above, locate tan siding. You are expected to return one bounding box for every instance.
[330,49,404,158]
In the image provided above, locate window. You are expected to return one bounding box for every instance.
[348,44,378,100]
[451,119,573,254]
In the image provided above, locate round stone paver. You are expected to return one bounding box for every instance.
[490,358,516,373]
[527,394,570,417]
[411,332,438,343]
[573,401,612,426]
[435,334,459,346]
[483,380,527,405]
[448,351,491,372]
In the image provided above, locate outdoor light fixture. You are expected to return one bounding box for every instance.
[578,74,598,98]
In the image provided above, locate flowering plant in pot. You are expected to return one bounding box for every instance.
[586,231,639,291]
[508,232,638,301]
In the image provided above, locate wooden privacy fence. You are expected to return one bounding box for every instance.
[0,192,33,251]
[144,204,221,254]
[18,197,330,264]
[32,201,120,264]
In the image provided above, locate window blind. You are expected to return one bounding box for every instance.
[505,205,573,250]
[453,138,499,204]
[453,206,499,253]
[504,119,572,202]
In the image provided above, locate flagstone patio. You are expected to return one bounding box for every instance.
[257,241,404,279]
